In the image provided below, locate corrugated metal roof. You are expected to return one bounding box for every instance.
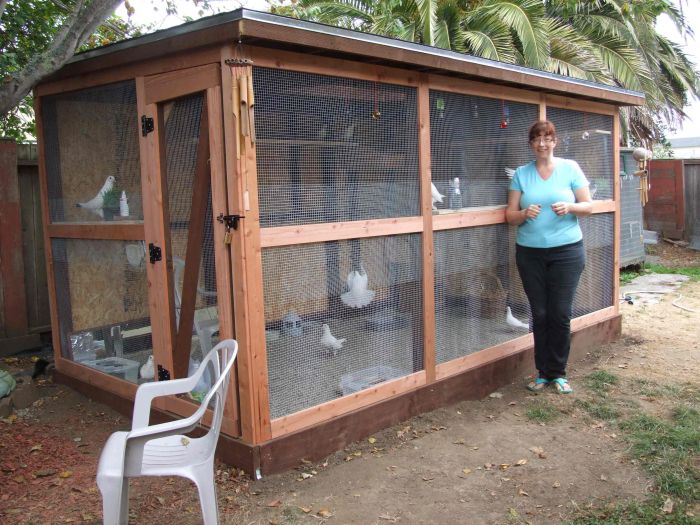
[669,137,700,148]
[56,8,643,105]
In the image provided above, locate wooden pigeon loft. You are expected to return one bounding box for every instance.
[35,9,643,474]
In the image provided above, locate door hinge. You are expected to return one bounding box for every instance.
[148,243,162,264]
[141,115,154,136]
[157,364,171,381]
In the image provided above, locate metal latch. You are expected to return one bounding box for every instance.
[148,243,162,264]
[217,213,244,231]
[141,115,154,136]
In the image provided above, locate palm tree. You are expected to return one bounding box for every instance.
[267,0,699,143]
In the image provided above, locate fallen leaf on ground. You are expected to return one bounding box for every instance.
[317,508,333,518]
[529,446,546,458]
[489,392,503,399]
[518,489,529,496]
[59,470,73,478]
[462,468,472,475]
[368,437,376,444]
[298,506,312,513]
[662,498,674,514]
[553,481,561,488]
[266,499,282,507]
[515,459,527,466]
[378,514,400,522]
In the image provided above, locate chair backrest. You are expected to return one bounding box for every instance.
[198,339,237,442]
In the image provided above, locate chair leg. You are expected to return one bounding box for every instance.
[192,466,219,525]
[98,476,129,525]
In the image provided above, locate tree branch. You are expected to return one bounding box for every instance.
[0,0,123,116]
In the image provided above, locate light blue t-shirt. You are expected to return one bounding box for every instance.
[509,158,589,248]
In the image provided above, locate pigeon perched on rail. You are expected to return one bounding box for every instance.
[140,355,154,380]
[341,268,375,308]
[321,324,346,356]
[75,175,115,218]
[431,182,444,210]
[506,307,529,331]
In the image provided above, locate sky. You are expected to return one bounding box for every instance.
[116,0,700,140]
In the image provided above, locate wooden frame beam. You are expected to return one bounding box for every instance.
[47,223,144,240]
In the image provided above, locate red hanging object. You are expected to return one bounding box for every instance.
[500,99,509,128]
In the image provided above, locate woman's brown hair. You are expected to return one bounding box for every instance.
[528,120,556,143]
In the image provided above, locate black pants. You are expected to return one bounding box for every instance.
[516,240,585,380]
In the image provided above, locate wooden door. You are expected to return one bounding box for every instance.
[137,65,235,387]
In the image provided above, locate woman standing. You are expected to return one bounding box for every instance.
[506,120,592,394]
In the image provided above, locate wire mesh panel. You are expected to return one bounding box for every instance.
[262,234,423,419]
[434,225,530,364]
[51,238,151,384]
[546,107,614,200]
[429,91,539,209]
[42,81,142,222]
[574,213,615,317]
[162,93,220,364]
[253,67,420,227]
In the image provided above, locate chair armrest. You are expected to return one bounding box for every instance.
[131,370,207,430]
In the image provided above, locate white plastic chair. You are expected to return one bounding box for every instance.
[96,339,238,525]
[172,256,220,355]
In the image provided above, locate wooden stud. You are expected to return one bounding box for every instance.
[136,78,177,381]
[271,372,426,437]
[47,223,144,240]
[612,113,621,315]
[144,63,221,105]
[417,78,436,383]
[544,95,618,116]
[432,206,507,231]
[260,217,423,248]
[207,84,241,435]
[222,52,272,444]
[34,96,68,365]
[36,46,223,97]
[251,47,419,87]
[427,75,541,106]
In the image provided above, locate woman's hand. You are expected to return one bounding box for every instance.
[524,204,542,219]
[551,201,569,216]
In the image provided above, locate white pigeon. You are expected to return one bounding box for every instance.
[431,182,444,210]
[140,355,155,380]
[341,268,375,308]
[76,175,115,218]
[504,167,516,179]
[506,306,529,330]
[320,323,346,356]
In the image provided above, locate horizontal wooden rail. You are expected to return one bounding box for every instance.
[48,222,145,240]
[271,371,426,437]
[260,216,423,248]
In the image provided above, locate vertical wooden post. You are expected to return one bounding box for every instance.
[206,84,241,433]
[0,139,31,344]
[418,78,436,382]
[136,77,177,380]
[612,112,621,314]
[221,47,272,444]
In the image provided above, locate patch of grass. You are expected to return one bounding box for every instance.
[569,495,697,524]
[584,370,619,395]
[644,263,700,282]
[630,379,700,403]
[619,406,700,500]
[575,399,621,421]
[281,506,303,523]
[525,400,561,423]
[619,269,639,285]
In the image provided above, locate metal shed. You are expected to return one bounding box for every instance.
[34,9,643,474]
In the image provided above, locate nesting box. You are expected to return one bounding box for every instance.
[34,9,641,475]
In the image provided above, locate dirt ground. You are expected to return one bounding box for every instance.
[1,242,699,525]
